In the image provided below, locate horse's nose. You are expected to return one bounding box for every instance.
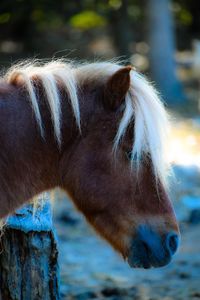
[127,225,180,269]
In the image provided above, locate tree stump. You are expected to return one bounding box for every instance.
[0,200,60,300]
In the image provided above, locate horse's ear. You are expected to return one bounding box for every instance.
[104,66,132,110]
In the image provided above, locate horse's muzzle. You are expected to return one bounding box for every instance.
[127,225,180,269]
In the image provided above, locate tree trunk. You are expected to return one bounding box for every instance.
[109,0,132,59]
[146,0,186,105]
[0,201,60,300]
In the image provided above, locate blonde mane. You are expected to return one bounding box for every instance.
[4,60,170,186]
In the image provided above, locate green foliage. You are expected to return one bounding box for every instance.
[31,10,64,30]
[178,8,192,25]
[108,0,122,10]
[172,2,193,25]
[69,10,107,30]
[0,13,10,24]
[128,4,142,20]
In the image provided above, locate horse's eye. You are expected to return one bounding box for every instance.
[125,151,133,161]
[125,151,143,162]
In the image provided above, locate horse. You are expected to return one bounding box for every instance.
[0,60,179,269]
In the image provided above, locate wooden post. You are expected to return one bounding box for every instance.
[0,200,60,300]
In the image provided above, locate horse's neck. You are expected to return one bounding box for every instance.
[0,81,79,218]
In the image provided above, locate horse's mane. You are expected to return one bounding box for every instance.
[4,60,170,186]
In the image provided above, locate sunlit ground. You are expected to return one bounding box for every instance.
[168,116,200,166]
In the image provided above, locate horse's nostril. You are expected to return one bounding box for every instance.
[142,241,148,250]
[141,241,150,255]
[165,233,179,255]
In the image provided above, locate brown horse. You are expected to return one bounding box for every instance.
[0,60,179,269]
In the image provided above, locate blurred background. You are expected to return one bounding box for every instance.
[1,0,200,299]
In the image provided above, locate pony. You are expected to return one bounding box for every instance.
[0,60,179,269]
